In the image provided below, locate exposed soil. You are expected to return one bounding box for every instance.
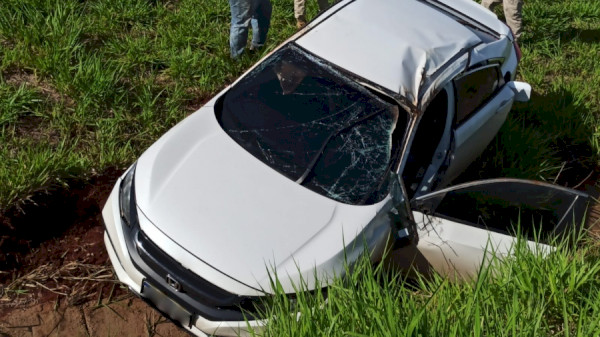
[0,168,122,274]
[3,66,76,108]
[0,168,189,336]
[0,168,122,314]
[0,296,187,337]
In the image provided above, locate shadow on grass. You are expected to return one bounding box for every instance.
[522,16,600,45]
[559,28,600,44]
[455,87,596,189]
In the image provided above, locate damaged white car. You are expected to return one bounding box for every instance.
[102,0,589,336]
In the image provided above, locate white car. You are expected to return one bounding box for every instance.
[102,0,589,336]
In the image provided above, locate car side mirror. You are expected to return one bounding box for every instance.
[507,81,531,102]
[389,173,419,248]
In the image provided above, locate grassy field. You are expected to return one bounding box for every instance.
[0,0,299,211]
[256,235,600,337]
[0,0,599,209]
[1,0,600,335]
[458,1,600,185]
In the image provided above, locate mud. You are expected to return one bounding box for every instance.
[0,168,123,315]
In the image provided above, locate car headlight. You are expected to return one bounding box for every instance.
[119,164,138,227]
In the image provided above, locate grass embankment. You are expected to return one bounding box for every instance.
[1,0,600,335]
[461,0,600,185]
[257,236,600,336]
[1,0,598,210]
[0,0,298,211]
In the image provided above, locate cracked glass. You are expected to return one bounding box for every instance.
[217,44,408,205]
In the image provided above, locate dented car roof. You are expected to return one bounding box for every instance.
[296,0,504,110]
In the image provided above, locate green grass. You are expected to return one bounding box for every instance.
[1,0,600,335]
[0,0,599,209]
[254,233,600,336]
[459,0,600,185]
[0,0,300,211]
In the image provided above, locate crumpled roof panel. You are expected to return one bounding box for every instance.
[296,0,482,107]
[435,0,510,36]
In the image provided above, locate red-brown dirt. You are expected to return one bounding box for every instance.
[0,169,188,336]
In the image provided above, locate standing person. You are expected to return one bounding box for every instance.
[481,0,523,41]
[229,0,272,59]
[294,0,328,29]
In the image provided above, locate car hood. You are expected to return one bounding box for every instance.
[133,104,372,292]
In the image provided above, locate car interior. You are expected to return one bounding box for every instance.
[402,86,452,199]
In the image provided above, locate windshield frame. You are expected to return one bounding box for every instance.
[215,43,414,205]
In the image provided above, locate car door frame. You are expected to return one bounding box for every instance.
[410,82,455,196]
[439,63,516,186]
[403,178,590,276]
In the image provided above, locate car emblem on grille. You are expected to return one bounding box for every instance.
[166,274,182,292]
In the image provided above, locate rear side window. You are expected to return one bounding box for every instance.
[454,65,502,125]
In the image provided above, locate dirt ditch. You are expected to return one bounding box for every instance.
[0,169,122,279]
[0,169,188,336]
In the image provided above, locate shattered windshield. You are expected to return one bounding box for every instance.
[216,44,408,205]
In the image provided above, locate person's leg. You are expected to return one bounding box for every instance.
[503,0,523,40]
[317,0,329,13]
[229,0,252,58]
[294,0,307,28]
[250,17,259,47]
[251,0,272,48]
[481,0,501,11]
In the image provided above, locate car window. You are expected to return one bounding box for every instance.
[413,180,588,242]
[453,65,502,125]
[402,89,449,198]
[216,44,409,205]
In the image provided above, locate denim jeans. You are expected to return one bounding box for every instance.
[229,0,272,58]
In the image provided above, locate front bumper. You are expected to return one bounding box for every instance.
[102,178,264,337]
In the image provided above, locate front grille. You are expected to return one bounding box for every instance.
[123,227,263,321]
[135,230,242,307]
[114,172,264,321]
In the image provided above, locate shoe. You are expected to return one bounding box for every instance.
[296,19,307,29]
[249,45,263,53]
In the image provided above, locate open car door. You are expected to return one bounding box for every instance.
[392,179,589,277]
